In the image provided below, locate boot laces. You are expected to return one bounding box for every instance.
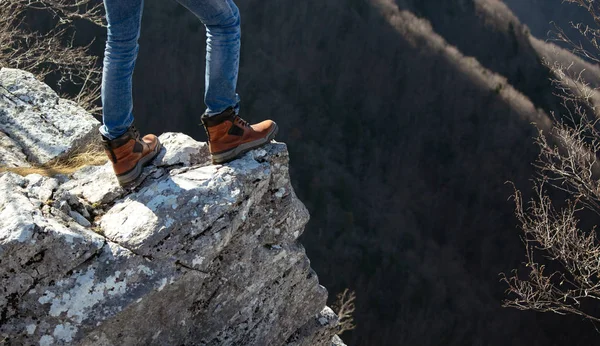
[234,115,251,128]
[130,125,141,139]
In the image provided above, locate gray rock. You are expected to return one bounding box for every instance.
[0,173,106,332]
[285,307,345,346]
[69,210,91,228]
[0,130,29,167]
[59,164,125,205]
[0,68,100,165]
[12,241,170,345]
[59,157,166,207]
[0,68,343,344]
[0,138,343,346]
[24,174,59,204]
[155,132,210,167]
[331,335,347,346]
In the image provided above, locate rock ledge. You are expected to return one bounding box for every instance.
[0,68,344,346]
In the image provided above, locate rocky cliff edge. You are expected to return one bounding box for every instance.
[0,68,345,346]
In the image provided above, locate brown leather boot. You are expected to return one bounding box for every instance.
[201,107,278,164]
[101,126,162,185]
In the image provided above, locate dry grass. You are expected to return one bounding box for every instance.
[0,142,107,177]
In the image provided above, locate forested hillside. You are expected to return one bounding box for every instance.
[131,0,600,344]
[22,0,600,344]
[502,0,592,42]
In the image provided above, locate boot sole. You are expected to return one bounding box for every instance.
[211,123,279,164]
[116,139,162,186]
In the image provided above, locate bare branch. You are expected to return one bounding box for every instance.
[502,0,600,327]
[0,0,105,114]
[332,288,357,336]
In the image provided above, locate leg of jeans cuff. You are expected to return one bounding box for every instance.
[99,124,129,140]
[101,0,143,141]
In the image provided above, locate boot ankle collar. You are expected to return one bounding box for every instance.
[101,126,138,149]
[201,107,236,127]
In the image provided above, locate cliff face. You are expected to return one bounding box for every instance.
[0,68,344,346]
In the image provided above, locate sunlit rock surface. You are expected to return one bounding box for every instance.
[0,69,344,345]
[0,68,99,165]
[0,131,29,168]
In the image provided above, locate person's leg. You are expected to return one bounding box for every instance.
[100,0,161,185]
[175,0,278,164]
[100,0,144,139]
[174,0,241,115]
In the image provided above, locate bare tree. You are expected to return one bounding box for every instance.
[502,0,600,326]
[332,288,356,336]
[552,0,600,65]
[0,0,105,114]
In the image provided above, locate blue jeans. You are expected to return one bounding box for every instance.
[100,0,241,139]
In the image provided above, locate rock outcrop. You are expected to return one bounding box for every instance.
[0,69,344,346]
[0,68,99,165]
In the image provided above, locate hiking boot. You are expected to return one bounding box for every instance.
[201,107,278,164]
[101,126,162,185]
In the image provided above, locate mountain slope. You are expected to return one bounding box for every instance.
[502,0,593,43]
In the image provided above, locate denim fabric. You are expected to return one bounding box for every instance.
[100,0,241,139]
